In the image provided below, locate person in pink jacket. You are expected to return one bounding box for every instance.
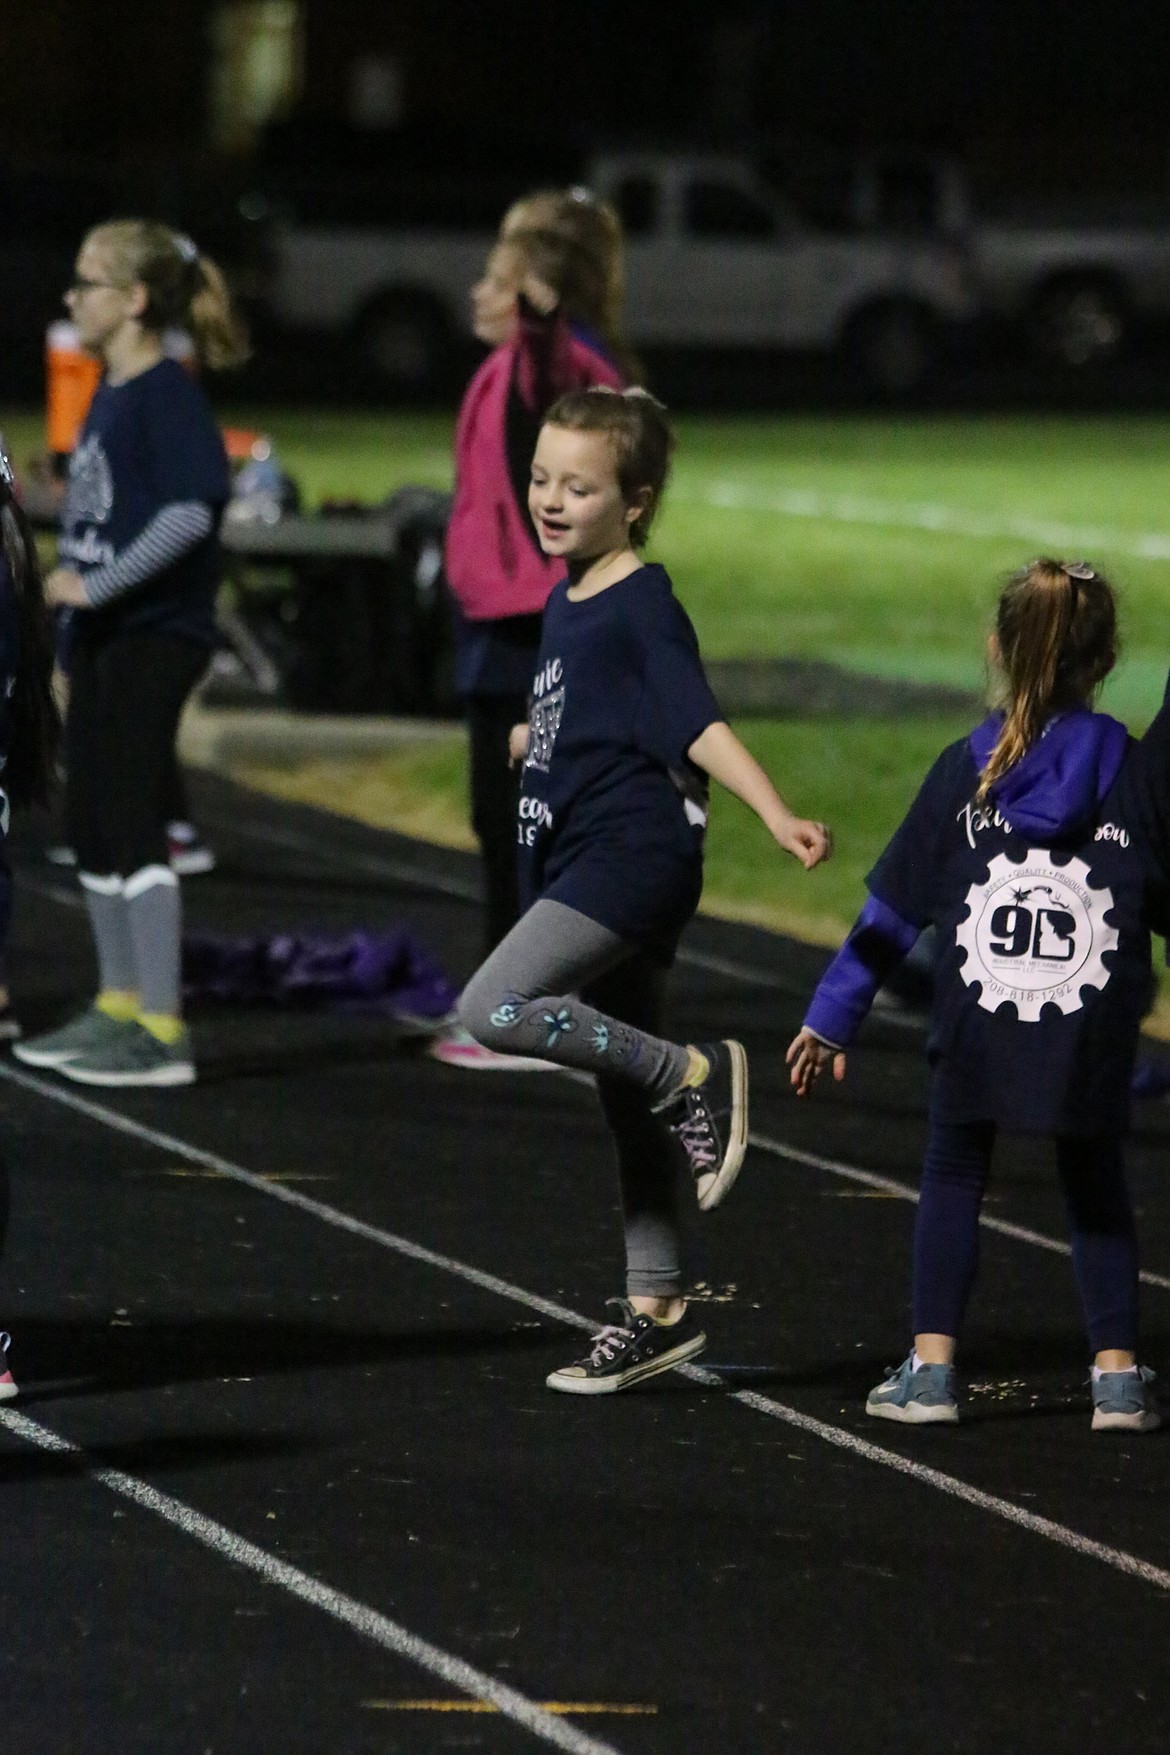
[435,194,631,1069]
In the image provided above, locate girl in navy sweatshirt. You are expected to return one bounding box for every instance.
[460,388,831,1394]
[17,221,246,1089]
[789,558,1168,1432]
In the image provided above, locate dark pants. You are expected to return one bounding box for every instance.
[913,1117,1140,1353]
[467,691,527,958]
[66,632,208,877]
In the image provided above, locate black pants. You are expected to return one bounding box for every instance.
[66,631,208,877]
[467,691,527,958]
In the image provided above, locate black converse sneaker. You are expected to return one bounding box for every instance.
[653,1039,748,1211]
[546,1299,707,1394]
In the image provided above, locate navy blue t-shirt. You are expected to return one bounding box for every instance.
[59,358,230,647]
[867,709,1170,1134]
[518,563,722,963]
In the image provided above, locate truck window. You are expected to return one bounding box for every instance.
[613,176,658,236]
[684,180,775,239]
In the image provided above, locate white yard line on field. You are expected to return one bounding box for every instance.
[685,478,1170,562]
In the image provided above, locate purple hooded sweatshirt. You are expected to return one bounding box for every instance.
[803,701,1170,1134]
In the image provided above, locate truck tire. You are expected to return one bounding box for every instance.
[1030,275,1127,370]
[355,292,451,396]
[843,300,938,396]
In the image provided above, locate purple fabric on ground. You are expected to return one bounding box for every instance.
[182,928,459,1024]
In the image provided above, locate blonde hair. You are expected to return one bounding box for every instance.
[501,187,635,379]
[977,557,1118,802]
[84,220,250,370]
[543,386,673,548]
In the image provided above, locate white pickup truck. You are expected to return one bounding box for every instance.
[851,153,1170,368]
[256,150,974,394]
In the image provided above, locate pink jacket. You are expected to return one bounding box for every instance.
[445,304,625,622]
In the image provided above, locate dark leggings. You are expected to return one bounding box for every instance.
[913,1117,1140,1353]
[66,631,208,877]
[466,692,527,959]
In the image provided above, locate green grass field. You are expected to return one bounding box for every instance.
[10,404,1170,998]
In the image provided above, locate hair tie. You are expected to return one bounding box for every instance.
[1061,561,1096,581]
[173,233,199,265]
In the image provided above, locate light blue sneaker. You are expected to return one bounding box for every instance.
[1091,1365,1160,1433]
[866,1353,959,1424]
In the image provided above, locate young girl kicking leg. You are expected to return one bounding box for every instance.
[460,388,831,1392]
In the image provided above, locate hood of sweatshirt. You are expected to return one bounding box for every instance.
[968,707,1130,840]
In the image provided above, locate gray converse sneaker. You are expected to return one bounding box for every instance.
[546,1299,707,1395]
[57,1020,195,1088]
[13,1006,137,1068]
[1091,1365,1160,1432]
[866,1353,960,1424]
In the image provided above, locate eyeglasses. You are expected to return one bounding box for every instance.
[67,275,120,295]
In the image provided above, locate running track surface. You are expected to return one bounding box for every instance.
[3,770,1170,1755]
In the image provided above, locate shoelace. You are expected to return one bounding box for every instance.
[588,1322,636,1365]
[674,1110,717,1169]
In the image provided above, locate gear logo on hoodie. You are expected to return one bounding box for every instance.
[954,850,1118,1020]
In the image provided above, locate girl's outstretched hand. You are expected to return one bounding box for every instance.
[786,1027,846,1097]
[776,815,833,869]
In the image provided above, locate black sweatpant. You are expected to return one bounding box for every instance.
[467,691,527,958]
[66,631,208,877]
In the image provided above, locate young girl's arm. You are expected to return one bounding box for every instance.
[687,720,831,868]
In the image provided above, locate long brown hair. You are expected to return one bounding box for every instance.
[83,220,250,370]
[501,187,637,380]
[977,557,1117,802]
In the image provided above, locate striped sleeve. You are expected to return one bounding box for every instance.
[81,501,214,608]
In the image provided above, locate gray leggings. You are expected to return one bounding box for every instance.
[459,900,693,1297]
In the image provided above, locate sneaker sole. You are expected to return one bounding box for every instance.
[56,1061,196,1088]
[696,1040,749,1212]
[866,1396,960,1425]
[1091,1407,1161,1432]
[12,1042,90,1068]
[0,1378,16,1402]
[546,1331,707,1395]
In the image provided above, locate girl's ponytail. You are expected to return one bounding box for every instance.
[187,249,251,371]
[977,558,1116,802]
[0,462,60,810]
[83,220,250,371]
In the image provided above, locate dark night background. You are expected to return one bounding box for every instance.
[2,0,1169,403]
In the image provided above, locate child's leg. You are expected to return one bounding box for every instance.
[467,692,526,957]
[911,1116,996,1361]
[459,899,690,1103]
[586,954,684,1314]
[1055,1134,1139,1367]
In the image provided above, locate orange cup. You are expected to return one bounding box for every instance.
[46,321,101,457]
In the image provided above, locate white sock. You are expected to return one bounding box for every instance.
[1092,1363,1138,1381]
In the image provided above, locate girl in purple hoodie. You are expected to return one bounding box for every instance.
[444,206,628,958]
[789,558,1168,1433]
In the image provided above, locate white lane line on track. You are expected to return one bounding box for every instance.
[748,1132,1170,1292]
[3,1061,1168,1597]
[685,478,1170,564]
[0,1407,621,1755]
